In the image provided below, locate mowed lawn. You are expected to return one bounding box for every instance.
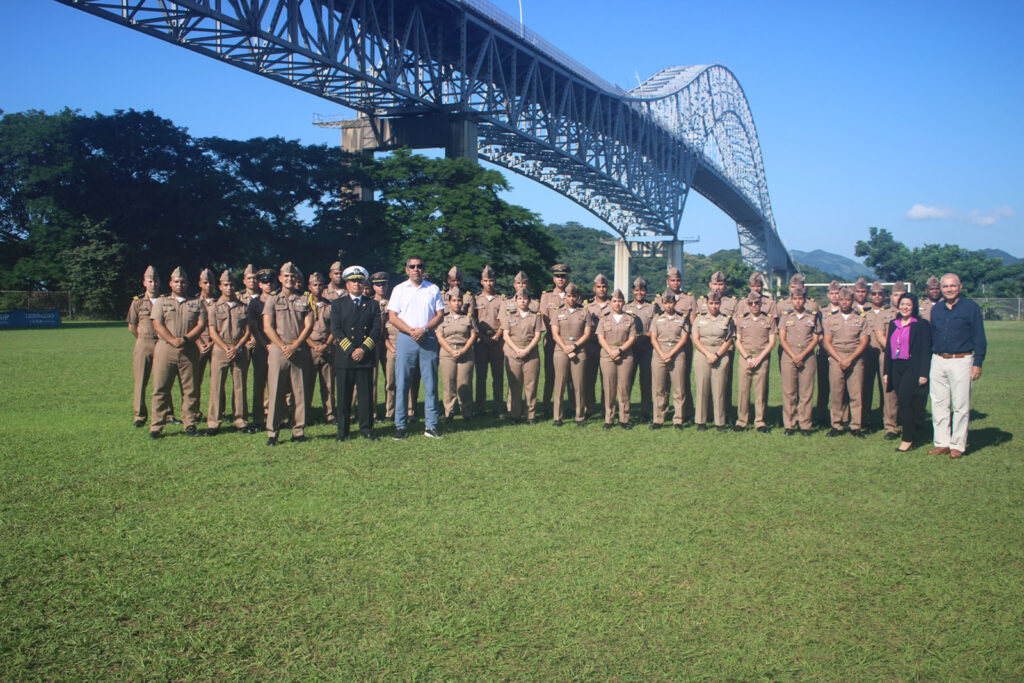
[1,322,1022,679]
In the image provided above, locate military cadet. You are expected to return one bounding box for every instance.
[860,280,890,432]
[694,271,739,420]
[443,266,476,317]
[505,271,540,314]
[501,288,544,423]
[438,287,478,421]
[778,286,821,436]
[207,270,252,435]
[371,271,391,422]
[852,277,872,314]
[735,272,779,319]
[597,289,637,429]
[240,264,260,305]
[383,298,417,422]
[814,280,843,426]
[331,266,381,442]
[246,268,276,431]
[196,268,218,419]
[550,283,592,427]
[870,281,904,439]
[585,274,613,417]
[474,265,506,416]
[540,263,572,413]
[624,277,655,423]
[656,267,696,422]
[734,293,777,433]
[777,273,820,316]
[305,272,335,425]
[822,287,869,438]
[127,265,164,427]
[918,275,942,321]
[149,267,207,438]
[691,291,735,431]
[324,261,346,300]
[263,262,314,446]
[649,290,691,430]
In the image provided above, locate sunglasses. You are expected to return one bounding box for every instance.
[407,263,424,270]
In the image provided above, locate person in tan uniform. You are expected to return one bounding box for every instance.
[324,261,346,301]
[195,268,217,418]
[691,291,735,431]
[597,289,637,429]
[650,290,691,429]
[778,286,821,436]
[240,264,260,305]
[149,267,207,438]
[304,272,335,425]
[777,273,820,316]
[585,273,612,417]
[860,280,890,431]
[501,289,544,423]
[550,283,592,427]
[815,280,843,426]
[823,287,869,438]
[207,270,253,435]
[694,271,739,420]
[540,263,572,413]
[442,266,476,317]
[383,304,417,421]
[734,293,777,432]
[852,277,872,314]
[624,277,655,423]
[870,281,904,439]
[371,271,391,422]
[246,269,276,431]
[438,287,478,420]
[127,265,165,427]
[656,267,696,422]
[474,265,505,416]
[504,271,540,415]
[918,275,942,321]
[735,272,779,319]
[263,262,314,445]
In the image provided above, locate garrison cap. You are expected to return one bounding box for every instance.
[870,280,885,293]
[746,291,762,303]
[707,290,723,302]
[243,264,255,277]
[199,268,216,284]
[481,265,496,280]
[828,280,841,292]
[551,263,571,276]
[839,286,854,298]
[926,275,941,288]
[170,266,187,280]
[514,270,529,284]
[611,288,625,301]
[447,266,462,280]
[710,270,726,283]
[370,271,389,284]
[661,289,677,305]
[219,269,233,284]
[343,265,368,282]
[789,273,805,286]
[280,262,303,279]
[565,283,581,297]
[853,277,868,290]
[308,271,326,284]
[666,267,682,279]
[790,286,807,298]
[748,272,763,286]
[143,265,158,280]
[448,286,462,300]
[329,261,343,273]
[593,273,609,285]
[633,277,648,289]
[892,281,907,294]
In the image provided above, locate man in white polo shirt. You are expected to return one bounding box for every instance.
[387,256,446,439]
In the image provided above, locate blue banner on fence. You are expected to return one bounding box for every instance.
[0,309,62,328]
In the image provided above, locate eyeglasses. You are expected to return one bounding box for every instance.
[407,263,424,270]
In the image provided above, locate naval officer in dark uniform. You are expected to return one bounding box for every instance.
[331,265,382,442]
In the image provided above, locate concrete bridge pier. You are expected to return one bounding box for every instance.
[613,239,631,295]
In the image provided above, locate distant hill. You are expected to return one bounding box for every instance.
[791,249,876,281]
[979,248,1021,266]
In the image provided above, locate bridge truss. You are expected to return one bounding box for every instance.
[55,0,796,275]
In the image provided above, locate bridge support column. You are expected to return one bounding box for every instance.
[667,240,684,282]
[614,239,631,295]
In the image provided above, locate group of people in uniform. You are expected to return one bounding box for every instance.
[128,259,986,454]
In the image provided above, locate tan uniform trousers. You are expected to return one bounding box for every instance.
[693,347,730,426]
[829,355,864,431]
[267,346,311,437]
[882,386,899,434]
[440,350,475,418]
[132,336,157,422]
[780,354,816,430]
[736,355,771,428]
[307,348,335,423]
[600,353,635,424]
[474,340,504,414]
[208,346,249,429]
[552,349,587,422]
[652,352,688,425]
[150,341,200,430]
[505,348,540,419]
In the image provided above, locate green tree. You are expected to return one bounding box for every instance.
[854,227,913,281]
[59,219,126,317]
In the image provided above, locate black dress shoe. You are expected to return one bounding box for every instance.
[650,423,662,430]
[149,431,162,440]
[168,417,182,425]
[801,429,813,437]
[884,432,899,441]
[731,425,745,432]
[621,422,632,430]
[757,426,771,434]
[206,427,219,437]
[133,419,145,428]
[696,424,708,432]
[717,426,729,433]
[553,420,563,426]
[445,415,455,423]
[335,435,346,443]
[784,428,794,436]
[850,430,866,439]
[291,435,307,444]
[602,423,613,430]
[266,436,277,447]
[526,418,537,425]
[362,432,379,441]
[393,430,408,440]
[184,425,200,437]
[325,417,337,426]
[675,423,685,431]
[241,424,258,434]
[826,428,841,437]
[576,421,586,428]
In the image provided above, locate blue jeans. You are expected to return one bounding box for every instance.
[395,332,440,431]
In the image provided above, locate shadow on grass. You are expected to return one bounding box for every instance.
[967,427,1013,455]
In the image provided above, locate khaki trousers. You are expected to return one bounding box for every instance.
[306,347,335,423]
[736,355,770,428]
[474,340,504,414]
[652,351,687,425]
[150,341,200,431]
[505,348,540,419]
[132,336,157,421]
[930,354,973,452]
[600,352,635,424]
[829,355,864,431]
[384,350,399,418]
[208,346,249,429]
[552,348,587,422]
[693,348,730,426]
[440,350,474,418]
[780,353,816,430]
[267,346,310,437]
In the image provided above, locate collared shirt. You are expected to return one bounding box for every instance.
[930,296,986,367]
[387,279,445,329]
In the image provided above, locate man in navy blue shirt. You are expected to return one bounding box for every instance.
[928,273,986,458]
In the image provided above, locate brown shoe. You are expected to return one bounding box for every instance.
[950,449,964,459]
[927,447,951,455]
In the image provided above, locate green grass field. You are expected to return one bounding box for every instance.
[1,322,1022,679]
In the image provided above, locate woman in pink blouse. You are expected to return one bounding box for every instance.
[883,293,932,451]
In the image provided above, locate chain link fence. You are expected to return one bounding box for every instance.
[975,298,1023,321]
[0,291,73,318]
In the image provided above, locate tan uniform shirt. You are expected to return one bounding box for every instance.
[868,306,897,350]
[597,313,637,357]
[695,295,738,318]
[737,312,777,355]
[624,301,656,344]
[474,293,505,341]
[778,296,821,315]
[779,310,822,353]
[505,296,539,316]
[693,312,735,347]
[443,287,476,315]
[540,290,568,325]
[323,286,346,301]
[653,313,691,347]
[440,312,477,348]
[586,299,612,324]
[264,293,311,344]
[824,311,868,353]
[502,309,544,348]
[553,307,593,344]
[309,299,332,344]
[211,299,248,345]
[919,298,938,322]
[151,296,207,338]
[128,296,159,340]
[198,297,216,346]
[735,294,779,320]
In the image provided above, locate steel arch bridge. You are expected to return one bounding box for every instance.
[56,0,796,276]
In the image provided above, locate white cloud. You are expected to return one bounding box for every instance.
[905,204,954,220]
[968,206,1015,227]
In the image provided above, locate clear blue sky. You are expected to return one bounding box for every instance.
[2,0,1022,261]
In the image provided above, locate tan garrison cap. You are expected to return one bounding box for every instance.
[633,277,648,289]
[746,291,762,302]
[708,290,723,302]
[710,270,726,283]
[565,283,581,297]
[448,286,462,299]
[870,280,885,293]
[447,266,462,280]
[853,277,868,290]
[892,281,907,294]
[551,263,571,276]
[791,286,807,297]
[199,268,215,284]
[243,264,255,277]
[926,275,941,287]
[219,269,233,284]
[370,271,389,284]
[828,280,841,292]
[789,273,805,286]
[661,289,677,304]
[170,266,187,280]
[666,267,682,279]
[329,261,343,273]
[839,286,854,298]
[280,262,302,277]
[611,288,625,301]
[308,271,326,284]
[748,272,763,286]
[143,265,157,280]
[514,270,529,284]
[481,265,496,279]
[593,273,609,285]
